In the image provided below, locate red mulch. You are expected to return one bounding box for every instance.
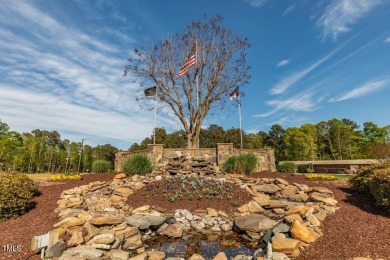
[1,172,389,260]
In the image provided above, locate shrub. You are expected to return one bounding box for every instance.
[350,161,390,211]
[0,173,38,222]
[122,154,153,174]
[222,153,258,175]
[278,162,295,173]
[297,165,308,173]
[92,160,112,173]
[51,174,81,181]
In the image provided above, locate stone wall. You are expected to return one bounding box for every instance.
[115,143,276,173]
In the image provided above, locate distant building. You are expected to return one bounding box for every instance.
[280,159,379,173]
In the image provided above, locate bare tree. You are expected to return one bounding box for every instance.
[124,15,251,148]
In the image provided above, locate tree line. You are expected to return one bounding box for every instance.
[130,118,390,163]
[0,119,118,173]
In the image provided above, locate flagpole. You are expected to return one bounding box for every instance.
[238,89,243,149]
[153,86,157,144]
[196,37,200,149]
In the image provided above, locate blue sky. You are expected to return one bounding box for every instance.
[0,0,389,149]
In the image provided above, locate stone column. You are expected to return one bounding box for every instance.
[216,143,234,166]
[147,144,164,166]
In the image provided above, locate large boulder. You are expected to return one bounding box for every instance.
[126,214,166,230]
[234,214,277,233]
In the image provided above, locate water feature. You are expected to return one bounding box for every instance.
[145,232,258,259]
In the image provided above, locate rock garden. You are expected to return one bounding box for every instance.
[34,170,340,260]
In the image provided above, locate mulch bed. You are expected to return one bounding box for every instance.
[0,172,389,260]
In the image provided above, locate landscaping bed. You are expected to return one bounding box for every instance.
[0,172,389,260]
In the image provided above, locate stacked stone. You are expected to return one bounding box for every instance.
[34,173,339,260]
[156,156,221,176]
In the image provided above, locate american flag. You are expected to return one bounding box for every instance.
[177,53,196,77]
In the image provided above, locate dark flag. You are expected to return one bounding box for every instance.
[229,87,239,100]
[177,51,196,77]
[144,86,157,97]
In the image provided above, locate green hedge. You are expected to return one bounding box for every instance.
[0,173,38,222]
[222,153,258,175]
[122,154,153,175]
[92,160,112,173]
[350,161,390,211]
[278,162,295,173]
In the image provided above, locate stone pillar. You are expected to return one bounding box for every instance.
[147,144,164,166]
[216,143,234,166]
[267,148,277,172]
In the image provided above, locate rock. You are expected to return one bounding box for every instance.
[84,222,101,237]
[45,239,66,258]
[265,200,288,209]
[285,205,311,216]
[231,255,251,260]
[89,233,115,245]
[115,173,127,179]
[281,186,299,197]
[313,186,333,195]
[125,214,166,230]
[293,183,311,192]
[59,245,104,260]
[306,213,321,226]
[256,184,281,194]
[53,217,85,229]
[290,220,318,243]
[67,231,84,246]
[248,200,265,213]
[314,209,327,221]
[147,251,166,260]
[211,225,221,232]
[129,252,147,260]
[114,187,133,197]
[162,222,183,238]
[207,208,218,217]
[284,214,303,224]
[189,254,205,260]
[109,249,129,260]
[67,197,84,207]
[272,222,290,235]
[275,178,289,185]
[310,192,338,206]
[67,226,86,236]
[237,204,249,213]
[272,252,291,260]
[123,233,143,250]
[132,205,150,214]
[234,214,277,232]
[213,252,227,260]
[91,243,111,249]
[252,194,270,206]
[271,237,301,256]
[115,226,139,239]
[90,216,123,225]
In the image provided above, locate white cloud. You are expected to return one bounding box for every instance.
[270,48,339,94]
[329,79,388,102]
[385,37,390,43]
[276,59,290,67]
[267,116,307,126]
[255,91,319,118]
[317,0,381,40]
[245,0,268,8]
[283,4,295,16]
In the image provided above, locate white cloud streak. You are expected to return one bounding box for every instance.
[283,4,295,16]
[317,0,381,40]
[254,91,319,118]
[270,48,339,95]
[276,59,290,67]
[245,0,268,8]
[329,79,388,102]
